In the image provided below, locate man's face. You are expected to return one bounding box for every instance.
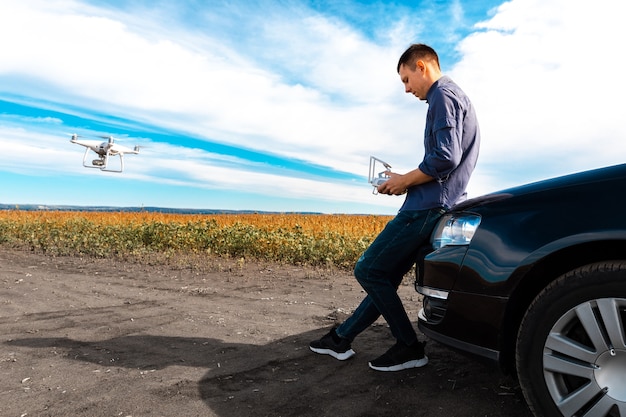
[399,62,427,100]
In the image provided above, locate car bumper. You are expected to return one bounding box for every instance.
[416,246,509,362]
[417,291,507,362]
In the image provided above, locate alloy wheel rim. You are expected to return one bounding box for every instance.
[542,298,626,416]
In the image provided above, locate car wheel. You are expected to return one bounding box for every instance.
[516,262,626,417]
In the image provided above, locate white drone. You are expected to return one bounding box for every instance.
[70,134,140,173]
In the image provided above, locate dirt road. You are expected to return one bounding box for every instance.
[0,249,531,417]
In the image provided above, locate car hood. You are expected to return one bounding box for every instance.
[453,163,626,211]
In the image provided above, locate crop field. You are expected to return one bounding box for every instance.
[0,210,393,269]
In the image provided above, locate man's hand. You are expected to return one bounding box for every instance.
[377,171,408,195]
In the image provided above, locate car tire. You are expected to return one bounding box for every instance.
[516,261,626,417]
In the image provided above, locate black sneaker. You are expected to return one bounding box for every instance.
[309,328,355,360]
[368,341,428,371]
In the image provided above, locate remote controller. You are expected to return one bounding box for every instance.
[371,176,388,187]
[368,156,392,194]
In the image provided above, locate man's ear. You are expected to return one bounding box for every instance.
[415,59,426,74]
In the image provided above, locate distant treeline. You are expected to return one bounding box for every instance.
[0,204,321,215]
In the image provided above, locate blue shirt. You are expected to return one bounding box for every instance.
[400,76,480,211]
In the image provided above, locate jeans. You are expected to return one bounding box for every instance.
[336,207,445,346]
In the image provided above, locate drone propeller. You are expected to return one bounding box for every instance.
[67,133,84,141]
[97,135,115,144]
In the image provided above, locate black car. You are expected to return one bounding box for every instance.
[415,163,626,417]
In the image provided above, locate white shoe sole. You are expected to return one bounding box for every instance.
[309,346,355,361]
[368,356,428,371]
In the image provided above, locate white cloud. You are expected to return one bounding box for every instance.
[0,125,400,211]
[452,0,626,195]
[0,0,420,179]
[3,0,623,212]
[0,127,78,174]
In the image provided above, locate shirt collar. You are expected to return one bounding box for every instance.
[426,75,450,103]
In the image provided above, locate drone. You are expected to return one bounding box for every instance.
[69,134,140,173]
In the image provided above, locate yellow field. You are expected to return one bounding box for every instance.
[0,211,393,269]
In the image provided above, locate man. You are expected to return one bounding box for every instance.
[309,43,480,371]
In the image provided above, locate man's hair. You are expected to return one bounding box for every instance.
[397,44,440,73]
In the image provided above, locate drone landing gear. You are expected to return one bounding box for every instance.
[82,149,124,173]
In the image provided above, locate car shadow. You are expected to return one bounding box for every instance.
[7,327,531,417]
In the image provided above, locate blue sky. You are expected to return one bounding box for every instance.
[1,0,624,214]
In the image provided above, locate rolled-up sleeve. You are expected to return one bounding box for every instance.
[419,110,463,181]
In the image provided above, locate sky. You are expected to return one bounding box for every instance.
[1,0,624,215]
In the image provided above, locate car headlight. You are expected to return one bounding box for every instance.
[431,213,481,250]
